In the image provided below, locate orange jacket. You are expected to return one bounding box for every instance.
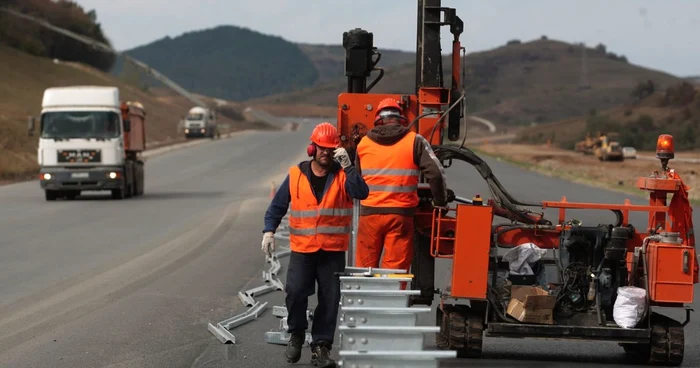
[287,165,354,253]
[357,130,421,209]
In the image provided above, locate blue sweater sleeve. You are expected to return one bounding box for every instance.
[343,165,369,200]
[263,175,291,233]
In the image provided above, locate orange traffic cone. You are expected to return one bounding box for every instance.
[269,182,276,198]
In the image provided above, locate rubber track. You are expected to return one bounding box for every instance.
[622,312,684,366]
[648,313,684,366]
[445,304,484,358]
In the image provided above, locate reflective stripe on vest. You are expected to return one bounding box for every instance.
[287,165,353,253]
[357,131,420,208]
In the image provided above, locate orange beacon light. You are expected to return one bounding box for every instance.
[655,134,675,160]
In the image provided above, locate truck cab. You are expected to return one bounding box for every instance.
[30,86,146,201]
[184,106,217,139]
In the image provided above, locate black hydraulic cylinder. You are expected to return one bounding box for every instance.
[606,226,630,261]
[415,0,443,93]
[343,28,374,93]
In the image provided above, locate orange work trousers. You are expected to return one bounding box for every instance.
[356,214,414,289]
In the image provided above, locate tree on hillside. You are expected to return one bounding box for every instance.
[0,0,116,72]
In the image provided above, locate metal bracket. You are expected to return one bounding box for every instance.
[207,208,293,345]
[207,301,268,344]
[264,330,313,346]
[238,291,255,307]
[682,306,694,327]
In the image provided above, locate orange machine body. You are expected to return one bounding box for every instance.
[646,238,695,303]
[337,87,449,152]
[428,160,697,305]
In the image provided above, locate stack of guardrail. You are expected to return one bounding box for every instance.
[337,266,456,368]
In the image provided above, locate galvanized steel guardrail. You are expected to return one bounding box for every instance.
[337,267,456,368]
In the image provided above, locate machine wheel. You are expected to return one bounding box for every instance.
[622,313,684,366]
[45,190,57,201]
[444,304,484,358]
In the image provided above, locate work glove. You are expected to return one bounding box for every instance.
[432,200,449,217]
[261,231,275,257]
[445,188,455,203]
[333,147,352,169]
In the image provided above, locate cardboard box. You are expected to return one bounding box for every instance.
[506,285,556,324]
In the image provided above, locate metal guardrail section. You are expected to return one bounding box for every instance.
[337,268,456,368]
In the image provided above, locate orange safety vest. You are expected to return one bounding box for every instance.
[287,165,353,253]
[357,131,420,208]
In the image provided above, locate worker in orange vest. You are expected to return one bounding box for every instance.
[355,98,448,281]
[261,122,369,367]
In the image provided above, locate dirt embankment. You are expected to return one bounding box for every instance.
[475,143,700,204]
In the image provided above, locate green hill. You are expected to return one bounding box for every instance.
[110,25,320,101]
[110,26,415,102]
[252,38,683,127]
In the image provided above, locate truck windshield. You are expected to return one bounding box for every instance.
[187,113,204,121]
[40,111,121,139]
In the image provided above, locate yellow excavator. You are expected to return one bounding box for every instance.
[593,132,624,161]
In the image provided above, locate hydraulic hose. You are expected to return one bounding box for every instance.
[431,144,551,225]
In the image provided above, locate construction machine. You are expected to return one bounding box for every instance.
[594,132,625,161]
[574,132,596,155]
[337,0,696,365]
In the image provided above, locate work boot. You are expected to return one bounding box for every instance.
[310,340,336,367]
[285,332,304,363]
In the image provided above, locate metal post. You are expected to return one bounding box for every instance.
[347,199,359,267]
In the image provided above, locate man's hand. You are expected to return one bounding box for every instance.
[261,231,275,257]
[333,147,352,169]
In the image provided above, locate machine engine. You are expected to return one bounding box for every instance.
[555,224,634,323]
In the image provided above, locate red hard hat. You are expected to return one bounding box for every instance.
[374,98,407,126]
[310,122,340,148]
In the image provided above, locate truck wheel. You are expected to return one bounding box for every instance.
[111,188,125,200]
[45,190,57,201]
[137,170,145,196]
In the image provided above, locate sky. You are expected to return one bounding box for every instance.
[73,0,700,77]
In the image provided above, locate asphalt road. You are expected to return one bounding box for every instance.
[0,119,697,368]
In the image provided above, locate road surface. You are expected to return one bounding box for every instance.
[0,119,697,368]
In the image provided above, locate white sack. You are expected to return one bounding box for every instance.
[502,242,548,275]
[613,286,647,328]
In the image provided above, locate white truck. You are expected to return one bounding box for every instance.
[184,106,218,139]
[29,86,146,201]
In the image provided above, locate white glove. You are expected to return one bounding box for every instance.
[262,231,275,257]
[333,147,352,169]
